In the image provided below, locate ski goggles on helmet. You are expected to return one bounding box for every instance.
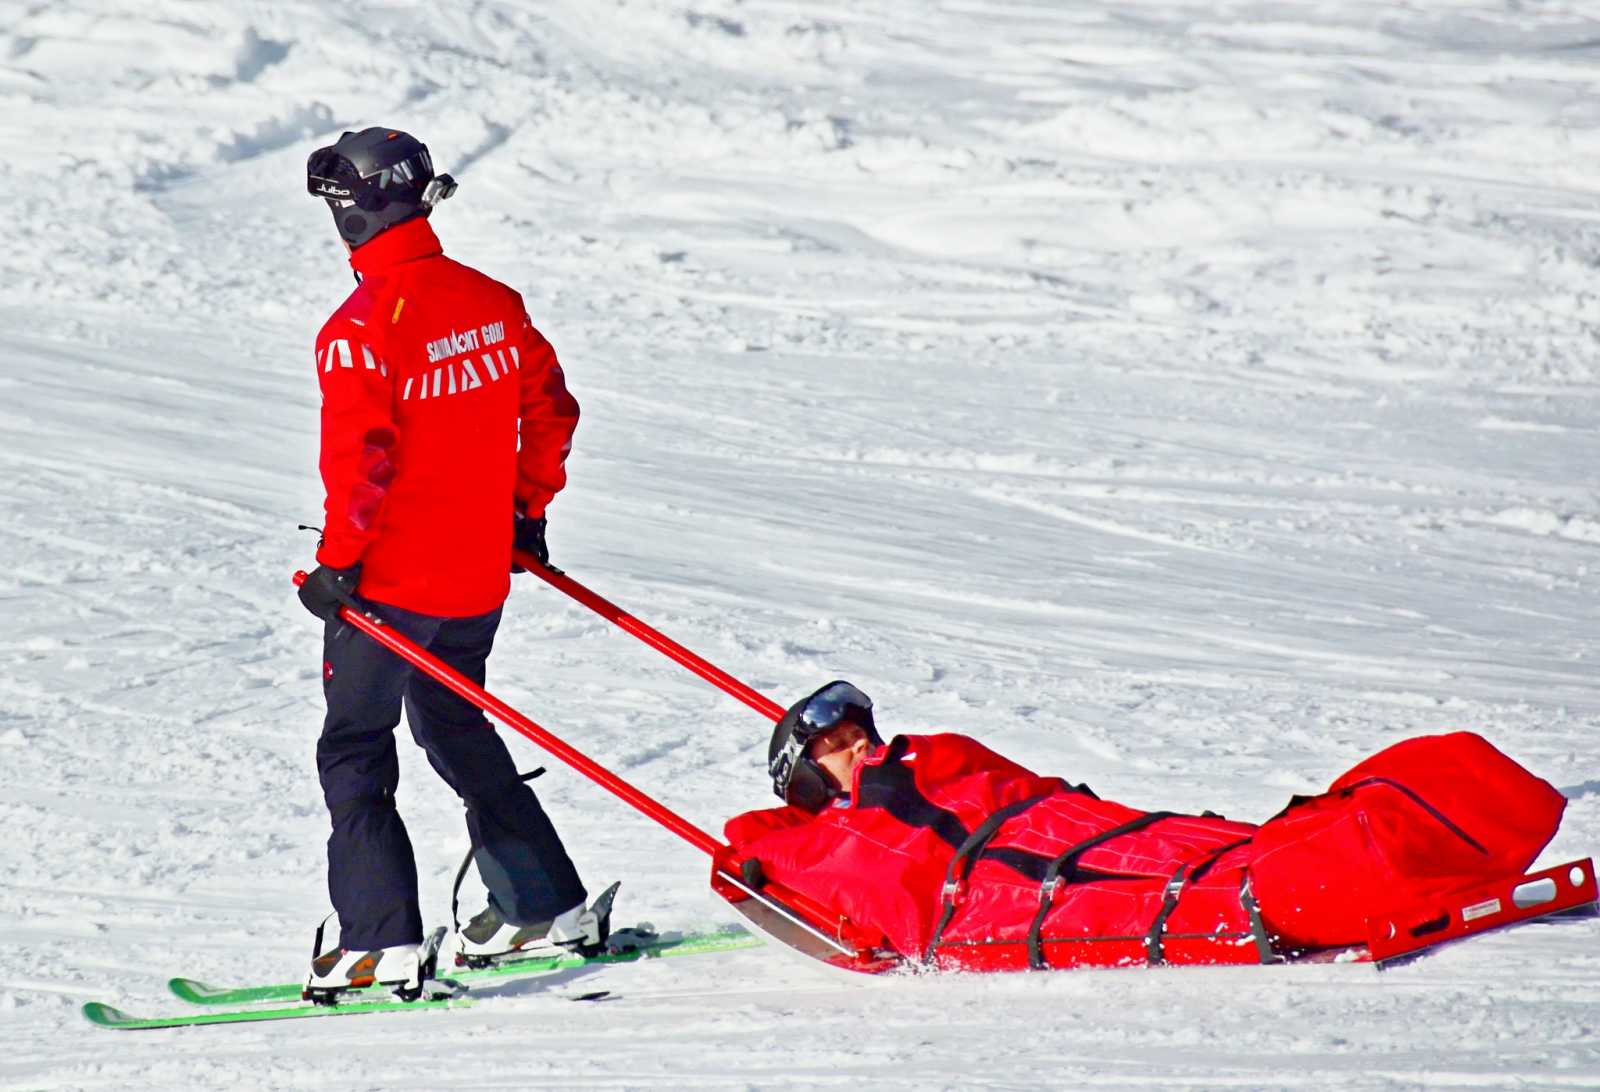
[796,681,874,738]
[306,145,456,212]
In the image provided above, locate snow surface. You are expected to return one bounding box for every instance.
[2,0,1599,1087]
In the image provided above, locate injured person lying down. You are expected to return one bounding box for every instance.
[723,681,1569,970]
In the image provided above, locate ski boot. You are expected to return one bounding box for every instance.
[304,923,454,1004]
[454,882,619,969]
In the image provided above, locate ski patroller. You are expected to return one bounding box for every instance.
[512,555,1600,973]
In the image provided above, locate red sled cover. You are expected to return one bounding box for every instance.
[723,731,1574,969]
[1248,732,1568,950]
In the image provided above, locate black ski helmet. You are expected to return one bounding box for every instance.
[306,127,457,249]
[768,680,882,812]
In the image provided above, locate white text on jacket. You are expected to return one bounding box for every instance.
[425,321,507,364]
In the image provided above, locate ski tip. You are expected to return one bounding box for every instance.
[166,977,218,1003]
[82,1001,134,1027]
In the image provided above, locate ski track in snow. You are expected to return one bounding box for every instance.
[1,1,1598,1088]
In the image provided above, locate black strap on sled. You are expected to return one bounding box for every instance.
[1143,861,1191,966]
[923,792,1054,964]
[449,767,547,934]
[1238,874,1280,964]
[1024,811,1178,970]
[1142,836,1253,966]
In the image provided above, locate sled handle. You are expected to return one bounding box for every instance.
[294,571,726,859]
[517,553,786,723]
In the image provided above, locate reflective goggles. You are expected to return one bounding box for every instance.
[796,681,873,737]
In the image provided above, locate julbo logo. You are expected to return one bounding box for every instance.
[312,180,352,197]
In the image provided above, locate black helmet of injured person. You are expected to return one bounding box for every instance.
[768,680,883,812]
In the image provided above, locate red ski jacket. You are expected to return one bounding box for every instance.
[312,218,579,616]
[725,731,1564,969]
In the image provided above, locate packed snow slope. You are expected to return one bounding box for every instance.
[2,1,1599,1087]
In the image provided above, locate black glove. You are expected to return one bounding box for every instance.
[298,563,362,621]
[511,512,549,572]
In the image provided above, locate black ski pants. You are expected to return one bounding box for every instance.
[317,600,586,950]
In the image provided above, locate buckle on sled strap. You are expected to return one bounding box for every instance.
[1142,836,1253,966]
[923,792,1053,965]
[1143,864,1189,966]
[1025,810,1179,970]
[1239,874,1281,965]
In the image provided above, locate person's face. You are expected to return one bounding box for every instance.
[806,721,871,793]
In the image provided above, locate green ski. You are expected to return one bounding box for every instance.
[167,927,761,1007]
[82,995,469,1030]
